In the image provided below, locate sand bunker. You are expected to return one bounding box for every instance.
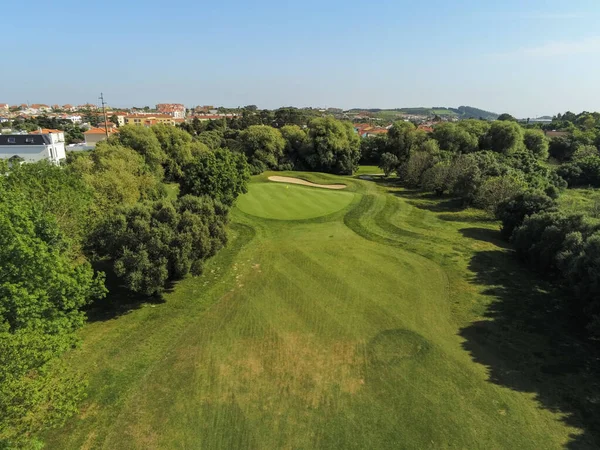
[268,176,347,190]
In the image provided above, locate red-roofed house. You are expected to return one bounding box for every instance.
[0,103,8,113]
[156,103,186,118]
[84,127,118,147]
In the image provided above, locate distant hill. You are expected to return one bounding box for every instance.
[449,106,499,120]
[347,106,499,121]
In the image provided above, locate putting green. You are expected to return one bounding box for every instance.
[236,182,355,220]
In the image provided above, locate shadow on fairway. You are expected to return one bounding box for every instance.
[460,250,600,449]
[459,227,510,249]
[85,261,166,322]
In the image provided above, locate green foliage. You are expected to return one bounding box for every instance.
[0,182,105,447]
[4,161,94,250]
[90,196,228,296]
[549,136,578,161]
[280,125,308,168]
[496,191,557,239]
[487,121,525,154]
[67,142,165,215]
[523,129,549,160]
[387,121,417,160]
[196,130,224,151]
[474,173,527,213]
[116,125,166,175]
[378,152,399,177]
[432,123,479,153]
[304,117,360,174]
[558,156,600,187]
[497,113,518,122]
[151,124,193,181]
[180,149,250,206]
[359,134,388,164]
[399,150,440,187]
[239,125,285,171]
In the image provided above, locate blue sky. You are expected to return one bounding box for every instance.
[2,0,599,117]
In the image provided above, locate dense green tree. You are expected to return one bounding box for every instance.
[379,152,400,177]
[523,129,549,160]
[387,121,417,161]
[5,161,93,254]
[549,135,578,161]
[67,142,164,215]
[497,113,518,122]
[0,183,105,447]
[572,145,599,161]
[180,149,250,206]
[196,130,224,151]
[486,121,525,154]
[474,173,527,213]
[359,135,388,164]
[432,123,479,153]
[239,125,285,172]
[496,191,557,239]
[89,196,228,296]
[399,150,440,187]
[151,124,194,180]
[115,125,166,175]
[304,117,360,174]
[422,161,452,196]
[557,156,600,187]
[273,108,307,128]
[280,125,308,168]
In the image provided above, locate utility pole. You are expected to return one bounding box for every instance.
[99,92,109,139]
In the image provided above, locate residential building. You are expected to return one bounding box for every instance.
[83,127,118,147]
[112,114,126,126]
[65,115,82,123]
[0,103,8,113]
[0,132,66,163]
[194,105,214,114]
[156,103,186,118]
[62,104,76,111]
[30,128,66,143]
[124,114,177,126]
[30,104,52,113]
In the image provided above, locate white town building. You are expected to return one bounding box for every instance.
[0,130,66,164]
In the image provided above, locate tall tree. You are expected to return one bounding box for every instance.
[116,125,166,175]
[304,117,360,174]
[239,125,285,172]
[180,149,250,206]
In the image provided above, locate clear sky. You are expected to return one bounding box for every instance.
[2,0,599,117]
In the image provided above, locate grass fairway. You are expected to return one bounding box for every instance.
[44,172,586,449]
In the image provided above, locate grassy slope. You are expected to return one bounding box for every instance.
[44,172,584,449]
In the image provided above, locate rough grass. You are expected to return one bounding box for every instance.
[43,171,593,449]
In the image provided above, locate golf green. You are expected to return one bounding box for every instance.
[236,182,355,220]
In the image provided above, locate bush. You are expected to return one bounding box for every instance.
[89,196,229,296]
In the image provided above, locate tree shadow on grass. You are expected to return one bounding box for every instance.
[85,261,165,322]
[460,250,600,449]
[459,227,510,249]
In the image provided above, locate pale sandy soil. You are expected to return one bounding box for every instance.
[267,176,347,190]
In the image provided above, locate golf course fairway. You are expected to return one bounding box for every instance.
[45,171,583,449]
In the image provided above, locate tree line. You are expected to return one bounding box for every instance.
[0,124,253,447]
[370,113,600,343]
